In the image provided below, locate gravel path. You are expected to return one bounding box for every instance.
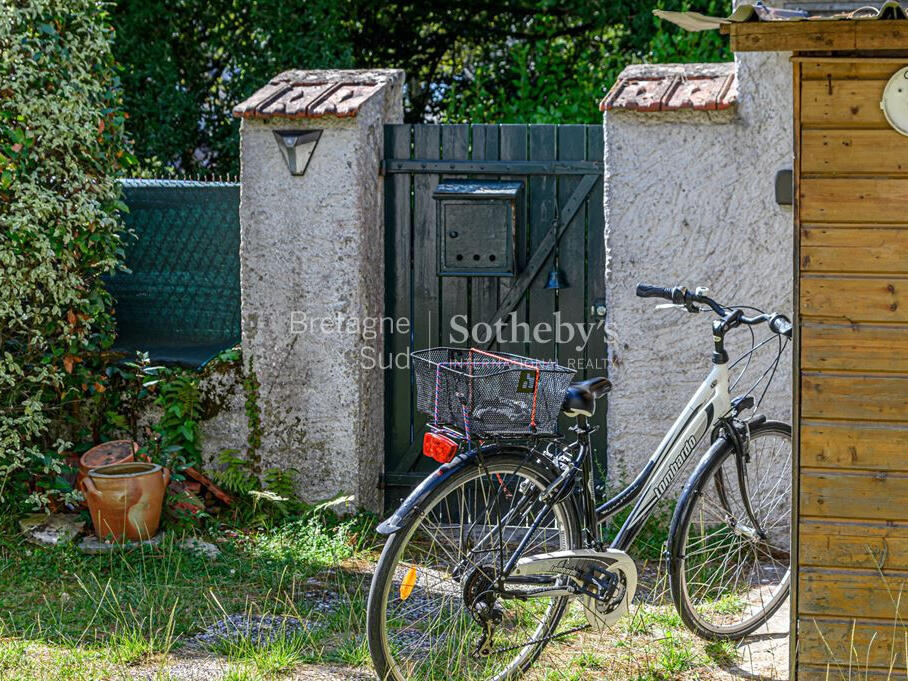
[722,598,790,681]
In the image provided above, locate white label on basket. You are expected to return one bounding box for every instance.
[516,370,537,394]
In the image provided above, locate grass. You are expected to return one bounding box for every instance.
[211,630,316,673]
[0,506,789,681]
[0,508,375,680]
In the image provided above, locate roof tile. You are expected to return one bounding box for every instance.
[233,70,403,120]
[600,63,737,113]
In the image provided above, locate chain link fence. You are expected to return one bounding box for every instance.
[105,179,241,367]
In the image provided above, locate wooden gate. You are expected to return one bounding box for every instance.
[382,123,607,505]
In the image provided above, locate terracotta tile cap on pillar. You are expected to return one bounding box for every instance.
[233,69,404,120]
[600,62,737,113]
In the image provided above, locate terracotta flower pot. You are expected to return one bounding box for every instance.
[77,440,138,490]
[81,462,170,541]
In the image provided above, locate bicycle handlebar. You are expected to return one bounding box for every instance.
[635,283,792,338]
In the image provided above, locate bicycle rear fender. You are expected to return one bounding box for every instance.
[376,450,478,535]
[376,444,563,535]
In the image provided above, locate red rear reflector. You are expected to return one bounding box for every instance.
[423,432,458,463]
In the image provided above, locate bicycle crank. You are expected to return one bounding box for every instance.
[511,549,637,632]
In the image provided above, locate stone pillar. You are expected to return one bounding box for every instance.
[233,70,404,512]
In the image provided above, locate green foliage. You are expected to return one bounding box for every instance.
[109,0,353,176]
[111,0,731,174]
[147,367,202,471]
[241,362,262,473]
[0,0,130,510]
[438,0,731,123]
[211,449,303,525]
[249,511,366,567]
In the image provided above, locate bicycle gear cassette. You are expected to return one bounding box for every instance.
[512,549,637,632]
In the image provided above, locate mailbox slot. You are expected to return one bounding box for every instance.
[433,180,523,276]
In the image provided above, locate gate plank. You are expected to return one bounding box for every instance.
[384,125,414,479]
[470,125,501,350]
[586,127,608,472]
[802,129,908,175]
[407,125,442,471]
[498,125,529,355]
[528,124,558,361]
[440,125,470,346]
[557,125,587,371]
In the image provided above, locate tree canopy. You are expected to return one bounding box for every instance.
[112,0,730,176]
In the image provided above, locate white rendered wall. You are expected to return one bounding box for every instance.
[603,53,793,487]
[238,72,404,512]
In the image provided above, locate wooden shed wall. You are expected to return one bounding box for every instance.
[796,56,908,681]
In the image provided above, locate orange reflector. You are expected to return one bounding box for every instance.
[400,566,417,601]
[423,432,458,464]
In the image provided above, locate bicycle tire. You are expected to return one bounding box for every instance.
[367,449,582,681]
[669,420,792,640]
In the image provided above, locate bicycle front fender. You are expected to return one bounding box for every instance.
[666,435,731,560]
[376,448,480,535]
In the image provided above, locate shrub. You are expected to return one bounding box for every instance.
[0,0,130,508]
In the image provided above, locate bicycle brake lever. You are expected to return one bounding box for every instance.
[654,303,701,313]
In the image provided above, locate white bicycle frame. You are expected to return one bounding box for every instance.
[600,360,733,551]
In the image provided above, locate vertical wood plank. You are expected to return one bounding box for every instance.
[556,125,587,370]
[470,124,501,350]
[440,124,470,346]
[527,124,558,361]
[498,125,529,355]
[410,125,441,468]
[792,58,802,681]
[384,125,413,484]
[585,126,608,475]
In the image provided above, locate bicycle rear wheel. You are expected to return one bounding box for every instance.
[669,420,792,640]
[367,450,581,681]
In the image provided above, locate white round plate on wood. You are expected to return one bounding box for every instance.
[881,67,908,136]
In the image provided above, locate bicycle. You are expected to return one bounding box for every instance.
[367,283,793,681]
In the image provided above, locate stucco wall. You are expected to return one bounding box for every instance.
[603,52,793,487]
[239,73,403,512]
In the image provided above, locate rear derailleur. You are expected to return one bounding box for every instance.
[462,565,504,658]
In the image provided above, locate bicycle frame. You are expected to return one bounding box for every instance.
[577,360,733,553]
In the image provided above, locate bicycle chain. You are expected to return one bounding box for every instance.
[486,623,592,656]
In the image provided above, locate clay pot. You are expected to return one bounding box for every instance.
[77,440,138,490]
[81,462,170,541]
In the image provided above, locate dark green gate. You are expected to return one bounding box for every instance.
[383,124,607,506]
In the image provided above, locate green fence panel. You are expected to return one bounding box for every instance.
[106,179,241,367]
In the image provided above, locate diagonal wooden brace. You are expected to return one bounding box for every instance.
[484,172,600,348]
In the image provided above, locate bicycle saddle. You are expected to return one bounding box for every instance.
[561,377,611,418]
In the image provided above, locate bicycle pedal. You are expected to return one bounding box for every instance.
[512,549,637,631]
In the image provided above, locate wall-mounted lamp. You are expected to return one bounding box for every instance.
[273,129,322,176]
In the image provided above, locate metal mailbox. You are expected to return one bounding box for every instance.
[432,180,523,276]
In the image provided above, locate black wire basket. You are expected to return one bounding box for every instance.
[411,347,576,437]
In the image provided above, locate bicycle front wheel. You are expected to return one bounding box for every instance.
[669,420,792,640]
[367,450,581,681]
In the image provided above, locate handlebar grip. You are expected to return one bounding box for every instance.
[769,314,793,338]
[636,283,672,300]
